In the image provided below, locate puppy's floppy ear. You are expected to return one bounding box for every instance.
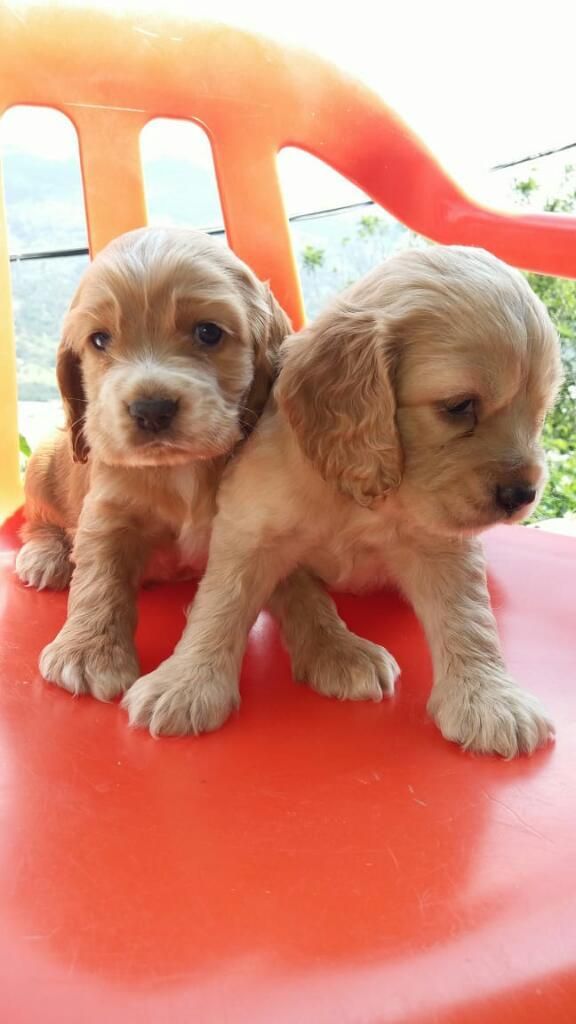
[56,331,90,464]
[276,304,402,506]
[241,286,292,433]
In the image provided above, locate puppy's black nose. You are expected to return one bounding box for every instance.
[495,483,537,515]
[128,398,178,433]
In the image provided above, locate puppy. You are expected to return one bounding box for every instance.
[123,246,562,757]
[16,226,290,700]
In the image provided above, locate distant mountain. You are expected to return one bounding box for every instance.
[2,150,226,254]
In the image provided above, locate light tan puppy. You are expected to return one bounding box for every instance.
[17,226,290,700]
[124,246,562,758]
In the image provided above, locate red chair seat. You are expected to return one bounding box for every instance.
[1,513,575,1023]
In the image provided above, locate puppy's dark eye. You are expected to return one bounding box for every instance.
[444,397,475,416]
[90,331,111,352]
[195,322,223,347]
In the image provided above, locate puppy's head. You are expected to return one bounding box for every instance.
[277,246,562,536]
[57,227,290,467]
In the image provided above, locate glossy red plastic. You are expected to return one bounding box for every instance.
[1,515,576,1023]
[0,7,575,1023]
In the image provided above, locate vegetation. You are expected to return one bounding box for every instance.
[514,171,576,520]
[525,267,576,520]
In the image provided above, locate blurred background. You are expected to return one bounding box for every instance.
[2,0,575,521]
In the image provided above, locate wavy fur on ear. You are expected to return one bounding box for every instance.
[276,302,401,505]
[241,286,292,434]
[56,338,90,464]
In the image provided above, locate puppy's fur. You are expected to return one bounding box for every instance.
[123,246,562,757]
[17,226,290,700]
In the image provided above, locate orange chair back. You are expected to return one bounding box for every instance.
[1,5,576,518]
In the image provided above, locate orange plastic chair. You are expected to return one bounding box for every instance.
[1,8,575,1023]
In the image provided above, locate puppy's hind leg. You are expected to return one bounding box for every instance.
[269,569,400,702]
[16,524,73,591]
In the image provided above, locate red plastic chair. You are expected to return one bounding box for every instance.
[1,7,575,1023]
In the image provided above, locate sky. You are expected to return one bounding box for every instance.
[1,0,576,213]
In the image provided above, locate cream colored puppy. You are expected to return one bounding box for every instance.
[17,226,290,699]
[124,246,563,757]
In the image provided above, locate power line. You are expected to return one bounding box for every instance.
[290,199,374,222]
[7,201,376,263]
[9,245,89,264]
[7,142,576,265]
[491,140,576,171]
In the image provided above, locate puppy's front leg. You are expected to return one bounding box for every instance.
[269,569,399,702]
[397,539,553,757]
[124,532,294,736]
[40,500,150,701]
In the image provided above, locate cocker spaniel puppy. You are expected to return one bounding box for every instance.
[16,226,290,700]
[124,246,562,758]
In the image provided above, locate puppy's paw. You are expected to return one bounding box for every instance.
[40,631,139,701]
[122,655,240,736]
[294,633,399,702]
[16,536,72,590]
[429,674,554,758]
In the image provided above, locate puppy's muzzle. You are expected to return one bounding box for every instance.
[494,482,537,516]
[128,398,179,434]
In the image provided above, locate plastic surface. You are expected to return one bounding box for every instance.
[1,515,576,1023]
[1,6,576,1022]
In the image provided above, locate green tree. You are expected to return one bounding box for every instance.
[513,171,576,520]
[301,245,325,271]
